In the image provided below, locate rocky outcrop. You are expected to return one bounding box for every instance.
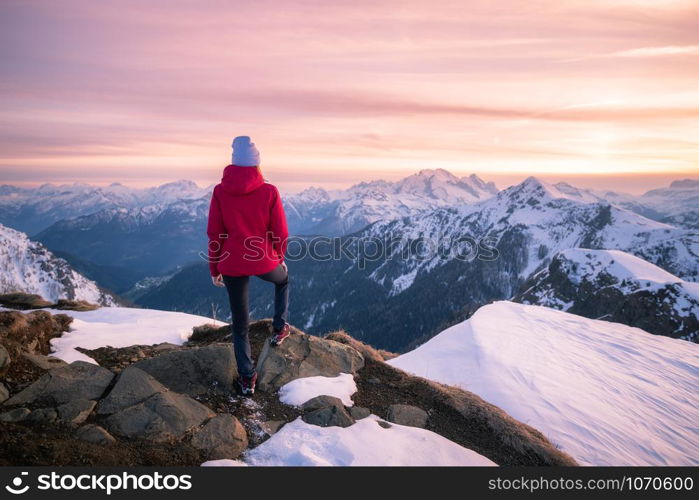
[131,344,236,396]
[56,399,97,425]
[514,250,699,342]
[0,309,73,389]
[1,318,577,466]
[256,331,364,391]
[387,404,428,428]
[75,424,116,445]
[349,406,371,420]
[104,391,214,442]
[190,414,248,460]
[4,361,114,407]
[21,352,67,371]
[97,366,168,415]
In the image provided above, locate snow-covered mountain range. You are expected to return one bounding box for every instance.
[137,175,698,351]
[284,169,499,235]
[0,223,116,305]
[390,301,699,466]
[35,197,211,279]
[515,249,699,341]
[555,178,699,229]
[0,180,210,235]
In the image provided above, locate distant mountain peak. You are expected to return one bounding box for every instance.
[669,179,699,189]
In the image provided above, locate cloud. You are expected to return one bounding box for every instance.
[567,45,699,62]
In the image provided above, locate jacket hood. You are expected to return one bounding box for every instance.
[219,164,265,195]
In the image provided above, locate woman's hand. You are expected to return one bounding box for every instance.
[212,274,225,287]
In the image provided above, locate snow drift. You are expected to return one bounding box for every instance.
[390,301,699,466]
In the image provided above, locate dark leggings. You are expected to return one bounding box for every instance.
[223,264,289,377]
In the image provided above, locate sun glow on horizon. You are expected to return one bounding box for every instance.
[1,0,698,193]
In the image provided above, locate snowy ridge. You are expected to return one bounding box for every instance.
[0,223,116,305]
[555,248,691,291]
[390,301,699,466]
[516,248,699,341]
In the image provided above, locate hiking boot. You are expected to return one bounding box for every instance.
[238,372,257,396]
[270,324,290,346]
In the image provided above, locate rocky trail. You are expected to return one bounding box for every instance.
[0,294,576,466]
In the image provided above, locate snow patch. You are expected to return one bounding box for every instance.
[226,416,496,466]
[279,373,357,407]
[46,307,216,363]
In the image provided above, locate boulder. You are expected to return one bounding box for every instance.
[386,404,428,428]
[132,344,236,396]
[190,415,248,460]
[301,395,345,412]
[0,383,8,403]
[97,366,168,415]
[27,407,58,423]
[21,352,68,371]
[3,361,114,407]
[57,399,96,424]
[256,333,364,391]
[259,420,285,436]
[75,424,116,445]
[349,406,371,420]
[0,344,10,374]
[105,391,214,442]
[0,407,30,422]
[303,406,355,428]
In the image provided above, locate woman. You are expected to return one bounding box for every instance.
[207,136,290,396]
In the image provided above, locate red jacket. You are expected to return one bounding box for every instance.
[207,165,289,277]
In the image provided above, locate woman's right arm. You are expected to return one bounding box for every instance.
[207,187,225,278]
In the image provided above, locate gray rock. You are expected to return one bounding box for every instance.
[97,366,168,415]
[259,420,285,436]
[132,344,236,396]
[303,405,355,428]
[153,343,179,352]
[190,414,248,460]
[0,344,9,372]
[75,424,116,445]
[301,395,345,412]
[349,406,371,420]
[57,399,96,424]
[387,404,428,428]
[0,407,30,422]
[256,333,364,391]
[21,352,68,371]
[105,391,214,442]
[27,408,58,423]
[0,383,8,404]
[3,361,114,407]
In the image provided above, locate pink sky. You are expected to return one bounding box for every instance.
[1,0,698,194]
